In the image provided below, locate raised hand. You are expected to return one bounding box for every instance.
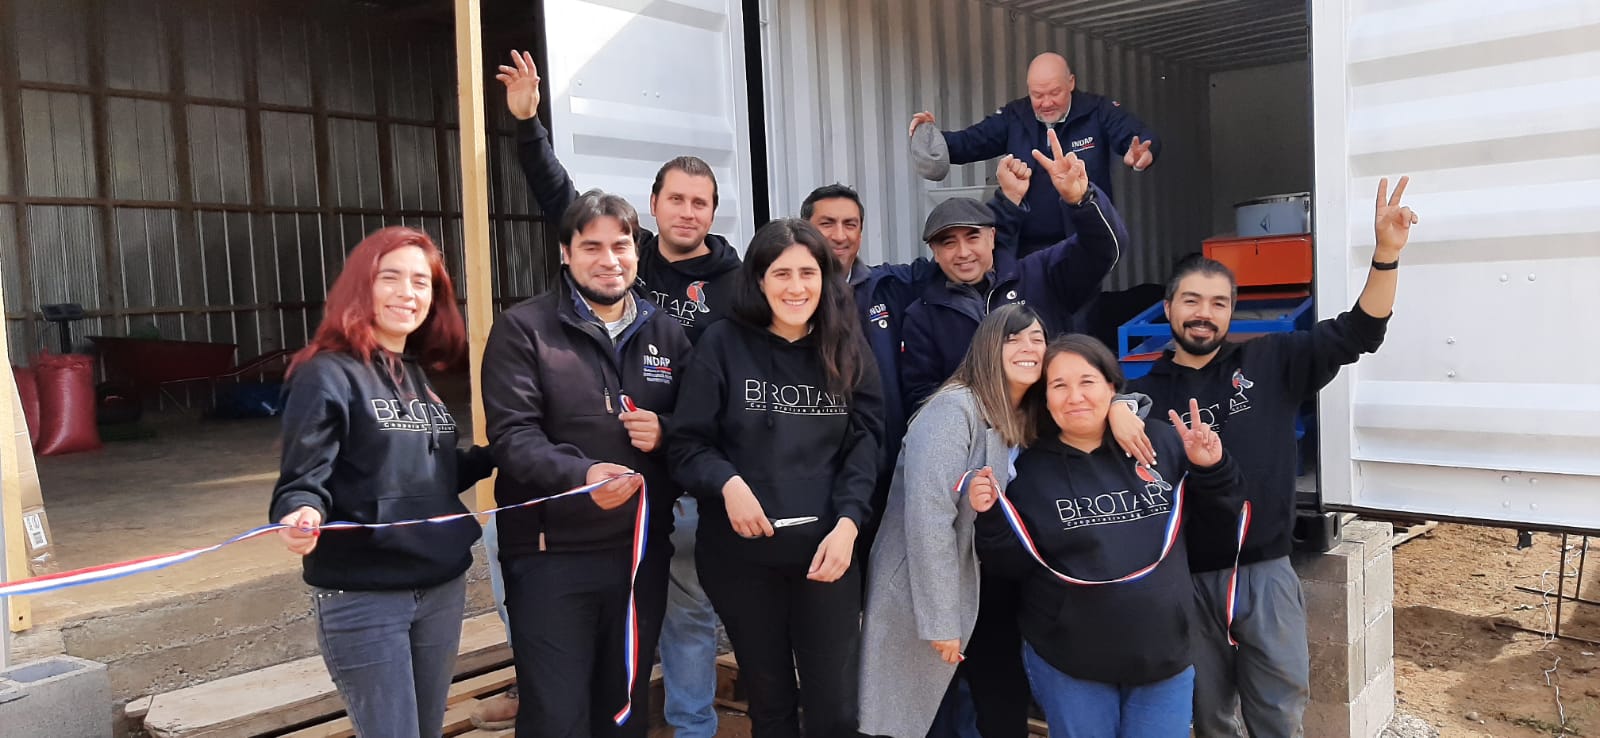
[1374,176,1419,262]
[495,50,541,121]
[1123,136,1154,171]
[1030,129,1089,205]
[996,155,1032,206]
[1168,398,1223,468]
[908,111,936,138]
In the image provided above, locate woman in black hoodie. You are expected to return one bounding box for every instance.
[969,335,1243,738]
[670,218,883,738]
[269,227,494,738]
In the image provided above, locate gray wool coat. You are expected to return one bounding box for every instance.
[858,386,1010,738]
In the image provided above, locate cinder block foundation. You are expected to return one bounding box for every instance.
[0,654,113,737]
[1293,520,1396,738]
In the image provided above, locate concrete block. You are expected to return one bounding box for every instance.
[1363,549,1395,627]
[1303,577,1363,645]
[1363,606,1395,685]
[1308,637,1365,704]
[1341,521,1394,562]
[0,655,113,737]
[1363,664,1396,738]
[1293,540,1364,584]
[1301,694,1357,738]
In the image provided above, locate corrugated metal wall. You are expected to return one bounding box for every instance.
[757,0,1213,290]
[0,0,552,371]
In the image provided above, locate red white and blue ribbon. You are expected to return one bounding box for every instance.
[1223,500,1253,647]
[959,467,1186,586]
[960,468,1253,643]
[0,472,653,726]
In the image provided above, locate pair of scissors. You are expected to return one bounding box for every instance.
[770,516,819,528]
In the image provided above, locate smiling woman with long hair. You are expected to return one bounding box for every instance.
[669,218,884,738]
[269,226,494,738]
[969,335,1242,738]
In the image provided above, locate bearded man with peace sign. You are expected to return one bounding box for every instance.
[1127,177,1421,738]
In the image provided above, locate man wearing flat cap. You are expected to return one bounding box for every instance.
[900,131,1128,413]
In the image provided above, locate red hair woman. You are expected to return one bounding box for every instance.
[269,227,495,738]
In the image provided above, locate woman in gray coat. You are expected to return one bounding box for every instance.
[859,305,1150,737]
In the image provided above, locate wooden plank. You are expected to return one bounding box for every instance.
[281,666,515,738]
[142,613,510,738]
[451,0,496,513]
[0,252,31,634]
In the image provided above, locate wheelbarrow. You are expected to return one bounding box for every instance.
[87,336,293,412]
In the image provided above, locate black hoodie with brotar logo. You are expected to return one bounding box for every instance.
[270,352,494,592]
[1128,306,1389,572]
[516,118,742,343]
[669,319,884,565]
[975,419,1242,685]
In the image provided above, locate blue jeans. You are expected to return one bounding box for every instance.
[485,516,512,645]
[313,574,467,738]
[659,496,719,738]
[1021,641,1194,738]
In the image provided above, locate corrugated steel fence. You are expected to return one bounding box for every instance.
[0,0,552,370]
[757,0,1216,291]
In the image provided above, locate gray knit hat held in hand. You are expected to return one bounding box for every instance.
[911,123,951,181]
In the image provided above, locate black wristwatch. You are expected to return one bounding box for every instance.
[1371,257,1399,271]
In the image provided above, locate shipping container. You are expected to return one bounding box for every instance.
[538,0,1599,533]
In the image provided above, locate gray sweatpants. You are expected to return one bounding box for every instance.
[1190,555,1311,738]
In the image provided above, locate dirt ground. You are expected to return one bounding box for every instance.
[1392,524,1600,737]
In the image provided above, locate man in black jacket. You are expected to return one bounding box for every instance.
[493,51,736,736]
[1128,177,1419,738]
[482,190,692,738]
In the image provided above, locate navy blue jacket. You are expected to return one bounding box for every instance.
[944,91,1157,255]
[850,258,939,491]
[899,185,1128,412]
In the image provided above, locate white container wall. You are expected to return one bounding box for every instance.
[756,0,1214,290]
[1313,0,1600,531]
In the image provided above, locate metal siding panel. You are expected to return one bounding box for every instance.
[27,206,103,310]
[319,26,379,116]
[182,4,246,100]
[392,123,441,212]
[104,0,170,92]
[387,37,434,122]
[1314,0,1600,529]
[0,206,22,314]
[261,112,319,207]
[15,0,90,85]
[22,91,98,198]
[329,117,383,209]
[188,105,252,204]
[256,15,315,108]
[108,97,178,201]
[0,101,9,196]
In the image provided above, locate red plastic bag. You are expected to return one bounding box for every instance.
[34,353,102,456]
[11,366,41,448]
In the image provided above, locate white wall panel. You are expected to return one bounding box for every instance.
[1313,0,1600,531]
[759,0,1213,290]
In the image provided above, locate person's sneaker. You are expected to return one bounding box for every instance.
[470,684,518,730]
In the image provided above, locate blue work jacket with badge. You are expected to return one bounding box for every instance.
[944,91,1158,255]
[899,185,1128,412]
[481,271,692,557]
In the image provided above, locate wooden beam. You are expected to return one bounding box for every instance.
[453,0,496,512]
[0,239,31,634]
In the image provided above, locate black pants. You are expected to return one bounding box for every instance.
[959,575,1031,738]
[698,545,862,738]
[502,542,670,738]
